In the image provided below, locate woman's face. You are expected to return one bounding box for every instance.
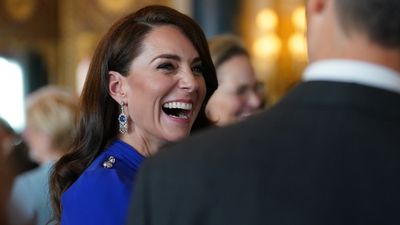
[206,54,263,126]
[122,25,206,149]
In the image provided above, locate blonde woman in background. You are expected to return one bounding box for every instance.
[8,86,78,225]
[206,34,264,126]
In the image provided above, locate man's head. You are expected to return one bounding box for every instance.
[334,0,400,49]
[306,0,400,67]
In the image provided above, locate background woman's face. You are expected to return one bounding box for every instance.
[206,54,263,126]
[123,25,206,145]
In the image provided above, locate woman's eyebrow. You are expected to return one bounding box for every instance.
[151,54,180,63]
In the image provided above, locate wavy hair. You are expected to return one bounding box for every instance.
[50,5,217,223]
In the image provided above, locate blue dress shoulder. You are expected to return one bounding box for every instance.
[60,139,145,225]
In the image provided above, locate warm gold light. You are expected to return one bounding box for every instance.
[252,34,281,59]
[256,8,278,31]
[288,33,307,61]
[291,6,306,31]
[96,0,135,13]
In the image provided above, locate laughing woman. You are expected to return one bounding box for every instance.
[50,5,217,225]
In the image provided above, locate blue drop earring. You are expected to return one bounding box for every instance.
[118,102,128,134]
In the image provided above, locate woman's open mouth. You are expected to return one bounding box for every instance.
[162,101,192,119]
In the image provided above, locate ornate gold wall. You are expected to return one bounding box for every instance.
[0,0,307,103]
[0,0,179,92]
[0,0,59,84]
[240,0,307,105]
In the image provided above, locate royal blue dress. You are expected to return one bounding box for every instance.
[60,139,145,225]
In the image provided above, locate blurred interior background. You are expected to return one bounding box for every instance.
[0,0,307,132]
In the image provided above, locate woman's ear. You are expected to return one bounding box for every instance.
[108,71,127,104]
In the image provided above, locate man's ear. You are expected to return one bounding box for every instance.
[108,71,127,104]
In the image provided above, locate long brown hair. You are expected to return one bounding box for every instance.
[50,5,217,223]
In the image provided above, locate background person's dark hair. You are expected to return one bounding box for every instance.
[50,5,217,224]
[334,0,400,48]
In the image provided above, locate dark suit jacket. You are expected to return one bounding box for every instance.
[128,81,400,225]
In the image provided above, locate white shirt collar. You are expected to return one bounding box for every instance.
[302,59,400,94]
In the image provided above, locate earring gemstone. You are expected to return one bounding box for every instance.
[119,114,127,123]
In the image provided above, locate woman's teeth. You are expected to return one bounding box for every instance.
[162,102,192,110]
[162,102,192,119]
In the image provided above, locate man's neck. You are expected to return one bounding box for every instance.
[332,34,400,73]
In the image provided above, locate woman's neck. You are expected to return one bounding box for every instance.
[119,133,166,157]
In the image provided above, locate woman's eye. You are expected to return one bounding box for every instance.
[157,63,175,71]
[192,64,203,75]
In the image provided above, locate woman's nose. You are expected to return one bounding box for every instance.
[179,70,198,93]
